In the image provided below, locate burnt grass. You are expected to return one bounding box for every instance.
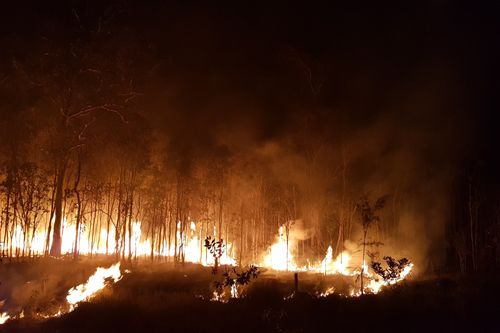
[0,259,498,333]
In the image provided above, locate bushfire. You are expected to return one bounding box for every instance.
[0,263,124,325]
[261,226,414,296]
[0,223,413,325]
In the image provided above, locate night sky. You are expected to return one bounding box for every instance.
[1,1,497,142]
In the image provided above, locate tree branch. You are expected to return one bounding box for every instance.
[68,104,128,123]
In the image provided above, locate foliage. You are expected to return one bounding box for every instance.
[204,236,226,261]
[214,265,261,296]
[372,256,411,282]
[355,195,388,231]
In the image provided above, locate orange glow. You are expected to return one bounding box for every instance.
[66,263,123,311]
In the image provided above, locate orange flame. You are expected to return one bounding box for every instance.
[66,263,123,310]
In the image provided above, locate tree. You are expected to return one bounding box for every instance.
[9,16,143,257]
[355,195,387,294]
[467,167,481,272]
[16,163,50,257]
[204,236,226,273]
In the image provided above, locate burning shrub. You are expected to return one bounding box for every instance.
[213,265,260,301]
[372,256,412,284]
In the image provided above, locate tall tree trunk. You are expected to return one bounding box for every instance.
[361,229,367,295]
[468,176,478,272]
[167,201,172,260]
[3,187,11,258]
[218,169,224,243]
[115,182,122,259]
[44,172,57,256]
[127,189,134,262]
[73,153,82,259]
[105,183,113,256]
[50,157,68,257]
[174,179,180,264]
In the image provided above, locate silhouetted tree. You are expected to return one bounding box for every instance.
[355,195,387,294]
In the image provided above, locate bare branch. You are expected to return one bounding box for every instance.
[78,117,97,141]
[68,143,85,152]
[287,48,324,95]
[122,91,143,103]
[68,104,128,123]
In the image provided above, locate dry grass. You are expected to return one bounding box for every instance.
[0,259,498,332]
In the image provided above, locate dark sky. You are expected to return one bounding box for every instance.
[0,0,498,164]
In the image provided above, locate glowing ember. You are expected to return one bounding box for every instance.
[211,279,240,303]
[230,283,239,299]
[38,310,63,319]
[210,291,228,303]
[0,312,10,325]
[316,287,335,298]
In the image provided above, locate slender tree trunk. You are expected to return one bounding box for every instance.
[3,187,11,258]
[361,229,367,295]
[174,179,180,264]
[218,170,224,243]
[73,153,82,259]
[96,199,102,256]
[12,195,18,258]
[239,214,243,267]
[50,157,68,257]
[115,180,123,259]
[167,201,172,260]
[44,173,57,256]
[127,189,134,261]
[468,179,477,272]
[106,183,113,256]
[285,223,290,272]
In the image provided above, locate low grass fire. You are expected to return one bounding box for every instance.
[0,218,416,328]
[0,262,124,326]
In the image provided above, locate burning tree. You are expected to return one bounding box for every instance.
[16,163,50,257]
[6,6,147,258]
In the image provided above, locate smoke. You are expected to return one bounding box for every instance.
[288,220,311,242]
[0,260,116,316]
[0,1,474,273]
[199,56,464,272]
